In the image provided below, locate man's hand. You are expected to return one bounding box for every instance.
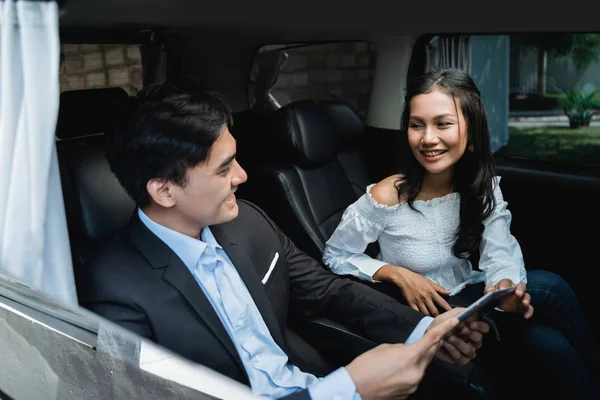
[484,279,534,319]
[428,308,489,365]
[346,317,459,399]
[373,265,452,316]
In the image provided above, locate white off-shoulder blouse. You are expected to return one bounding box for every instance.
[322,176,527,295]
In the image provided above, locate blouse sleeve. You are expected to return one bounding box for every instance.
[479,176,528,286]
[322,184,400,282]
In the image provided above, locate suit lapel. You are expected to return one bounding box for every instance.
[129,213,245,372]
[161,256,246,368]
[210,225,287,350]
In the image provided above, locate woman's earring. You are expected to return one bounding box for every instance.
[468,143,474,152]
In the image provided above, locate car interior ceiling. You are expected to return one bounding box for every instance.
[57,0,600,38]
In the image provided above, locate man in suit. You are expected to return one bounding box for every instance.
[77,84,489,400]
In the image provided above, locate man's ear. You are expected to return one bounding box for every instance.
[147,178,177,208]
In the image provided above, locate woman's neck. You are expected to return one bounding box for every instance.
[419,170,454,200]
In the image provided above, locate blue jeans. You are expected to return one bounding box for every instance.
[454,270,600,400]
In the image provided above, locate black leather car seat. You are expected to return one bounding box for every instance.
[55,88,135,278]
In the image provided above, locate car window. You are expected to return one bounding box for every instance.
[0,273,256,400]
[426,33,600,168]
[253,41,376,120]
[60,44,143,95]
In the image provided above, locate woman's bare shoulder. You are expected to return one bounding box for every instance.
[369,174,405,207]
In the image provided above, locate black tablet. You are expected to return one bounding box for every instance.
[456,286,517,323]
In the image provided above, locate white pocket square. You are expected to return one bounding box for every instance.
[262,252,279,284]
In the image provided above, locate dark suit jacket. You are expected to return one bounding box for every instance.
[77,200,425,399]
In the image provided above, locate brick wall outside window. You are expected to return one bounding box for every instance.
[268,41,377,119]
[59,44,142,94]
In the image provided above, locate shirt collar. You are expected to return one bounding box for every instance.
[137,208,218,272]
[200,224,223,249]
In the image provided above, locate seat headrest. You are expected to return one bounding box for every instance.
[64,135,135,243]
[268,100,342,167]
[56,87,130,139]
[321,101,365,141]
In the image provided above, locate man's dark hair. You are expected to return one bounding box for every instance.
[106,83,233,208]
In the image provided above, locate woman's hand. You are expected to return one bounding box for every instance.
[484,279,534,319]
[374,265,452,316]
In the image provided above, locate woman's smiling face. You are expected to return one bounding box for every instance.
[407,87,468,177]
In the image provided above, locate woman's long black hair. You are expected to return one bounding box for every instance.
[396,68,497,259]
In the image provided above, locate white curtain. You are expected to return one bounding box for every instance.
[0,0,77,305]
[426,35,472,73]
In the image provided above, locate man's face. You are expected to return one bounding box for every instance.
[171,125,247,229]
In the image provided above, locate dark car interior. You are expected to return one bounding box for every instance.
[51,1,600,398]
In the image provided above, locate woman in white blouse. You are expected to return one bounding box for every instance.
[323,68,599,399]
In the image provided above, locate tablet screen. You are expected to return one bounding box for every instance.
[456,286,517,323]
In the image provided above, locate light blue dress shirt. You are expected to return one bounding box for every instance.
[138,209,364,399]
